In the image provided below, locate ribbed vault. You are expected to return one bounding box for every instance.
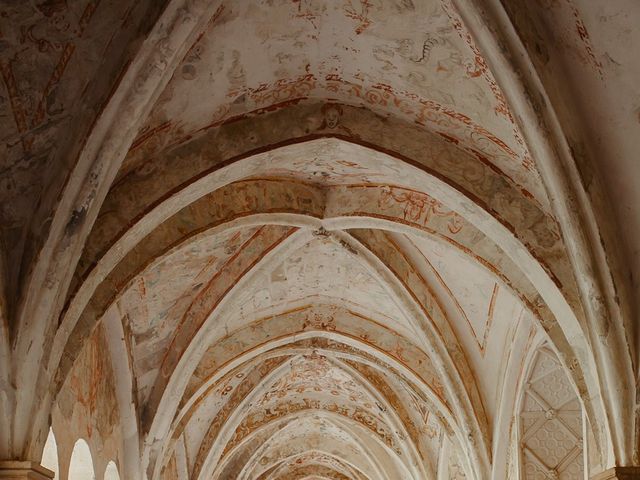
[32,128,623,479]
[0,1,637,480]
[52,133,598,480]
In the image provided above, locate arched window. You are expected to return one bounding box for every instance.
[41,428,59,480]
[68,439,95,480]
[519,344,584,479]
[104,461,120,480]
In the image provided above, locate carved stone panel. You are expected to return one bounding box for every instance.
[520,346,584,479]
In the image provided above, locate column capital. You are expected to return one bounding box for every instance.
[0,462,53,480]
[592,467,640,480]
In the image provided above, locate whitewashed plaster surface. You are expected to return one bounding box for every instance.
[0,1,638,480]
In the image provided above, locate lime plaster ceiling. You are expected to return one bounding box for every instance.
[1,1,637,479]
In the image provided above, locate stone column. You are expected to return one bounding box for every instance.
[592,467,640,479]
[0,462,53,480]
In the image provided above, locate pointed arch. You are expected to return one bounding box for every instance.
[48,133,608,479]
[55,137,599,444]
[102,307,140,480]
[68,439,95,480]
[12,0,225,460]
[104,461,120,480]
[41,428,59,480]
[456,0,634,465]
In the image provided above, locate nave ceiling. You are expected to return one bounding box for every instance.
[0,1,638,480]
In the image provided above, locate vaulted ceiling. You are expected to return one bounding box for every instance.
[0,1,638,480]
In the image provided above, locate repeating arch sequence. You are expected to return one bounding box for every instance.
[0,0,634,478]
[45,132,619,479]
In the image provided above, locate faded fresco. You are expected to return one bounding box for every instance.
[0,1,637,480]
